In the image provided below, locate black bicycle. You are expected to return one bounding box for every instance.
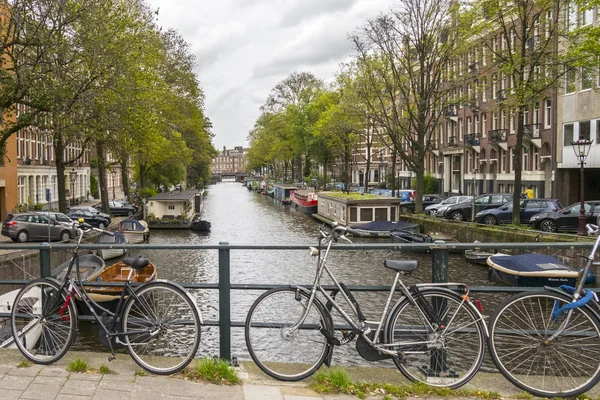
[10,222,202,375]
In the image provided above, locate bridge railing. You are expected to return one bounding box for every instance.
[0,240,597,360]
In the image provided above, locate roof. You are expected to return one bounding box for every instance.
[148,190,201,201]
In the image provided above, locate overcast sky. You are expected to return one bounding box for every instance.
[145,0,393,150]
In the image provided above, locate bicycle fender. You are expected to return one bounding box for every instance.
[383,287,488,342]
[135,280,203,325]
[544,286,600,322]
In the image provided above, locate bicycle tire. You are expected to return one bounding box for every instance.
[10,278,77,364]
[385,287,486,389]
[121,281,201,375]
[245,287,333,381]
[488,290,600,398]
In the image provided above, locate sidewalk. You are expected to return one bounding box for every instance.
[0,348,563,400]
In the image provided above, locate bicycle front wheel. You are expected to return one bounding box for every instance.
[386,288,486,389]
[245,288,333,381]
[488,290,600,398]
[10,279,77,364]
[122,282,201,375]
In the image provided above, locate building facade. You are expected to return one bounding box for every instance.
[211,146,248,174]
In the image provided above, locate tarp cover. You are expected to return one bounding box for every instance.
[350,221,419,232]
[487,254,578,277]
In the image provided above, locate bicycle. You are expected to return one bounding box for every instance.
[10,221,202,375]
[244,224,487,388]
[487,224,600,398]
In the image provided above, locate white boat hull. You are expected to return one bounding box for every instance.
[0,288,43,349]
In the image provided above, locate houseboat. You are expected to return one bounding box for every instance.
[273,184,298,205]
[290,189,318,213]
[314,192,404,227]
[145,189,205,229]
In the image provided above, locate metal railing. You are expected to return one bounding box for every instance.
[0,240,597,360]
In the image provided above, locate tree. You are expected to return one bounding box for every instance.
[473,0,600,223]
[351,0,469,212]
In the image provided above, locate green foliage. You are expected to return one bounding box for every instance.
[98,365,111,374]
[67,358,88,373]
[134,369,148,377]
[190,358,239,385]
[89,174,99,199]
[17,361,31,368]
[412,173,439,194]
[138,187,158,200]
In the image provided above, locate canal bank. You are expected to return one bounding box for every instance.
[0,348,573,399]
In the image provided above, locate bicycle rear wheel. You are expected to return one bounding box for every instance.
[122,282,201,375]
[10,279,77,364]
[386,288,486,389]
[488,290,600,398]
[245,288,333,381]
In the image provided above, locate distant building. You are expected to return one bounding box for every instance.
[211,146,248,174]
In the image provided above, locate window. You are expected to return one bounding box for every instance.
[360,208,373,221]
[564,123,574,146]
[580,120,590,140]
[568,2,577,31]
[581,7,593,26]
[544,99,552,128]
[597,120,600,143]
[482,113,487,137]
[581,68,592,90]
[482,78,487,102]
[565,68,576,93]
[545,10,553,38]
[168,204,175,210]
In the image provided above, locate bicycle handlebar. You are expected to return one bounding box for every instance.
[73,220,115,238]
[319,223,352,245]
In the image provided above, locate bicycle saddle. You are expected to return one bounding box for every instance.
[122,257,150,270]
[384,260,418,272]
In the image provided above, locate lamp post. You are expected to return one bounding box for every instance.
[571,139,593,236]
[111,170,116,200]
[69,170,78,206]
[471,169,477,222]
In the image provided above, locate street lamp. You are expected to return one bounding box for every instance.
[571,139,593,236]
[69,170,78,206]
[111,170,116,200]
[359,169,364,193]
[471,169,478,222]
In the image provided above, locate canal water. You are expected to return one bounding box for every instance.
[78,182,506,368]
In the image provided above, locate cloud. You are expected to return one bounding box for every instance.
[278,0,360,27]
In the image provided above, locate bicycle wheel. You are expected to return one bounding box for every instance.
[10,279,77,364]
[245,288,333,381]
[122,282,201,375]
[488,290,600,398]
[386,288,486,389]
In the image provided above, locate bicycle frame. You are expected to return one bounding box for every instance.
[291,232,483,356]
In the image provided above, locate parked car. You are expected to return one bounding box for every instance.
[427,195,472,217]
[528,201,600,233]
[69,205,112,224]
[36,211,75,226]
[67,209,110,229]
[444,193,514,221]
[400,194,446,214]
[94,200,137,216]
[1,213,76,242]
[475,198,564,225]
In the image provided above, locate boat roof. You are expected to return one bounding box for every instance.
[148,190,202,201]
[487,254,579,277]
[350,221,419,231]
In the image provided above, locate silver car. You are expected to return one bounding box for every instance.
[426,195,472,217]
[1,213,76,243]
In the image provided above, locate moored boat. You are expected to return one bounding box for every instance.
[290,189,318,214]
[0,288,43,349]
[390,231,461,252]
[487,253,595,287]
[95,231,127,260]
[464,249,496,265]
[51,254,106,280]
[190,217,211,232]
[347,221,419,238]
[273,184,298,204]
[118,219,149,244]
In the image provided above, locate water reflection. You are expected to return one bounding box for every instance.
[77,182,506,367]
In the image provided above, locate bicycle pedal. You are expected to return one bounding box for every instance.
[108,354,116,362]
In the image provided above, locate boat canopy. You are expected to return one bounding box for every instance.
[349,221,419,232]
[119,219,148,232]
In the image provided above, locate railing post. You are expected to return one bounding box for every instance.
[431,240,449,283]
[218,242,231,360]
[40,243,51,278]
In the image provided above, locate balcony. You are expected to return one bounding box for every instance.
[489,129,507,142]
[496,89,507,102]
[523,123,542,148]
[445,106,458,122]
[465,134,480,146]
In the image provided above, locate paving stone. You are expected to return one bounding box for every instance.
[33,374,68,385]
[68,373,103,382]
[0,364,13,374]
[97,374,135,391]
[39,367,70,377]
[92,388,132,400]
[135,375,173,387]
[61,378,99,396]
[20,382,61,400]
[0,374,35,390]
[57,395,93,400]
[0,388,23,400]
[284,396,323,400]
[7,365,42,377]
[244,384,283,400]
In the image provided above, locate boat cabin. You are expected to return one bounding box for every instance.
[316,192,403,226]
[146,189,204,228]
[273,184,299,204]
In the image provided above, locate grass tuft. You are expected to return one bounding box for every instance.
[17,361,31,368]
[186,357,239,385]
[310,368,502,399]
[135,369,148,377]
[99,365,111,374]
[67,358,88,373]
